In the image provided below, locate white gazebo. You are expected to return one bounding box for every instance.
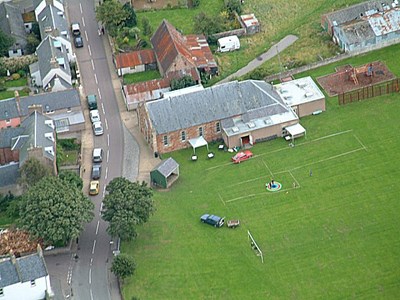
[188,136,209,160]
[285,123,306,143]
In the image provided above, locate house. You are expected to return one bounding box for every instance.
[150,157,180,188]
[0,97,21,129]
[0,245,53,300]
[138,80,300,155]
[0,110,57,187]
[0,1,28,57]
[115,49,157,76]
[240,14,260,35]
[37,3,73,61]
[274,76,326,117]
[29,35,72,91]
[33,0,64,19]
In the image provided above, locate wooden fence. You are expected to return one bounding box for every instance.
[338,78,400,105]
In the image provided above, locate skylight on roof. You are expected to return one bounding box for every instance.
[232,126,239,133]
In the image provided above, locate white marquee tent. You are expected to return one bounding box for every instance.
[285,123,306,142]
[188,136,209,154]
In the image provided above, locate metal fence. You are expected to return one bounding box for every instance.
[338,78,400,105]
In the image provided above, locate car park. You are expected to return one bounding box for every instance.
[89,180,99,195]
[231,150,253,164]
[92,121,103,136]
[74,35,84,48]
[87,94,98,110]
[71,22,81,36]
[91,164,102,180]
[200,214,225,228]
[90,109,100,123]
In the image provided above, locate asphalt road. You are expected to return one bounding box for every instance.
[67,1,123,299]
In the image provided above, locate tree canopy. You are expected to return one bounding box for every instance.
[193,12,223,36]
[111,254,136,279]
[0,29,14,57]
[170,75,196,91]
[122,3,137,27]
[102,178,154,241]
[96,0,129,37]
[20,176,94,245]
[19,157,52,190]
[59,170,83,190]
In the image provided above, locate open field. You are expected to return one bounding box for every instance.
[122,88,400,298]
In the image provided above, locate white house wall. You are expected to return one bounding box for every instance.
[119,65,145,76]
[2,276,48,300]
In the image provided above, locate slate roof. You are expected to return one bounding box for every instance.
[115,49,156,68]
[19,89,80,115]
[0,98,20,121]
[152,157,179,177]
[0,127,25,147]
[146,80,290,134]
[0,252,48,288]
[0,162,19,187]
[38,4,69,40]
[0,2,27,49]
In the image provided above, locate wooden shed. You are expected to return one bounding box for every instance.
[150,157,179,188]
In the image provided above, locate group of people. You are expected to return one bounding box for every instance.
[267,179,275,189]
[98,26,105,36]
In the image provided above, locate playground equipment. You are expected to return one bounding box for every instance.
[350,64,374,85]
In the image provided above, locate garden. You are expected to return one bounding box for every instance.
[120,43,400,298]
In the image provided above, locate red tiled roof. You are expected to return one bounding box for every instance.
[125,78,170,95]
[115,49,156,69]
[185,34,218,70]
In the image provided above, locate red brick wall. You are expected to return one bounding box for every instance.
[0,117,21,129]
[0,148,19,165]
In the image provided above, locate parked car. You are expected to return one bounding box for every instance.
[92,148,103,163]
[71,22,81,36]
[90,109,100,123]
[74,35,84,48]
[92,121,103,136]
[89,180,99,195]
[91,164,102,180]
[231,150,253,164]
[87,94,98,110]
[200,214,225,228]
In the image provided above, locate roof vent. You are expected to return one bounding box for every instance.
[232,126,239,133]
[45,119,55,129]
[45,26,52,32]
[247,122,255,128]
[305,92,314,97]
[264,119,272,125]
[297,82,307,88]
[57,11,64,16]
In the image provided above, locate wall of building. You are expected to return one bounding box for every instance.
[118,65,145,76]
[0,118,21,129]
[0,148,19,165]
[1,276,48,300]
[26,147,57,175]
[296,99,326,117]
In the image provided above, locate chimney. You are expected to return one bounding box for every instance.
[50,56,58,68]
[28,104,43,115]
[37,244,43,257]
[14,90,21,115]
[10,250,16,265]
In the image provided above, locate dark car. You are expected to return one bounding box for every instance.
[200,214,225,228]
[91,164,102,180]
[87,94,98,110]
[74,36,83,48]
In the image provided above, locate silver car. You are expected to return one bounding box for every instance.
[92,121,103,136]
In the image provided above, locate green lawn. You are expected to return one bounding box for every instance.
[123,70,161,85]
[0,212,13,228]
[121,49,400,298]
[0,89,29,100]
[3,77,28,88]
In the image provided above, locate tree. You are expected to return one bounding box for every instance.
[193,12,223,36]
[224,0,242,16]
[20,176,94,245]
[141,17,153,37]
[19,157,52,190]
[25,33,41,54]
[0,29,14,57]
[170,75,196,91]
[123,3,137,27]
[59,170,83,190]
[111,254,136,279]
[96,0,129,37]
[102,178,154,241]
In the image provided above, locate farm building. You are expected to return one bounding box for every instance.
[240,14,260,35]
[138,80,300,155]
[274,76,326,117]
[150,157,180,188]
[115,49,157,76]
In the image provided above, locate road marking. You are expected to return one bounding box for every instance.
[90,258,93,265]
[90,289,94,300]
[82,17,85,27]
[88,44,92,56]
[98,88,102,100]
[102,186,106,197]
[105,118,108,130]
[94,74,98,84]
[85,31,89,42]
[92,240,96,254]
[107,134,110,147]
[95,220,99,235]
[100,202,103,214]
[105,167,108,180]
[101,103,105,114]
[107,149,109,163]
[89,268,92,284]
[91,59,95,70]
[79,3,82,13]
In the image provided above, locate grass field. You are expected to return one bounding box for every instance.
[123,70,161,85]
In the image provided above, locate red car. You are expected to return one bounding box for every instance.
[231,150,253,163]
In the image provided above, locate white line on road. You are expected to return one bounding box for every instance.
[88,44,92,56]
[89,268,92,284]
[92,240,96,254]
[107,149,109,163]
[91,59,95,70]
[90,289,94,300]
[95,220,100,235]
[90,258,93,265]
[102,186,106,197]
[105,118,108,130]
[100,202,103,213]
[98,88,102,100]
[94,74,98,84]
[105,167,108,180]
[101,103,105,114]
[79,3,82,13]
[107,134,110,147]
[85,31,89,42]
[82,17,85,27]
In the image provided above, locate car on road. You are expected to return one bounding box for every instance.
[87,94,98,110]
[231,150,253,163]
[200,214,225,228]
[92,121,103,136]
[74,35,84,48]
[92,148,103,163]
[89,109,100,123]
[89,180,99,195]
[91,164,102,180]
[71,22,81,36]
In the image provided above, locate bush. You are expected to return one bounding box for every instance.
[17,70,26,77]
[11,73,20,80]
[58,138,80,151]
[22,87,31,94]
[192,0,200,8]
[1,55,37,74]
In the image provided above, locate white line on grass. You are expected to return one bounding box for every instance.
[262,159,274,177]
[353,134,368,151]
[218,193,226,206]
[288,170,301,188]
[312,129,353,142]
[226,175,270,187]
[225,187,297,203]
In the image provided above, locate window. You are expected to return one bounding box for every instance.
[163,135,168,146]
[198,127,203,137]
[216,122,221,133]
[5,119,11,124]
[0,288,3,296]
[67,107,71,112]
[30,280,36,287]
[181,131,186,142]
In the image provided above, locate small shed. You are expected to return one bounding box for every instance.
[150,157,180,188]
[240,14,260,35]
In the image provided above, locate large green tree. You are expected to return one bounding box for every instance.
[96,0,129,37]
[20,176,94,245]
[193,12,223,36]
[0,29,14,57]
[170,75,196,91]
[102,178,154,241]
[111,254,136,279]
[19,157,52,190]
[59,170,83,190]
[122,3,137,27]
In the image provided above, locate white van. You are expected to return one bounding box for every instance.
[92,148,103,163]
[217,35,240,52]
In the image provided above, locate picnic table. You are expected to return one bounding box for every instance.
[227,220,240,229]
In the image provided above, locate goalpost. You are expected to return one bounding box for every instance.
[247,230,264,263]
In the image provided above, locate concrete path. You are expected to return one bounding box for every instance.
[217,35,298,84]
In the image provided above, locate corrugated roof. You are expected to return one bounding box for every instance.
[115,49,156,68]
[152,157,179,177]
